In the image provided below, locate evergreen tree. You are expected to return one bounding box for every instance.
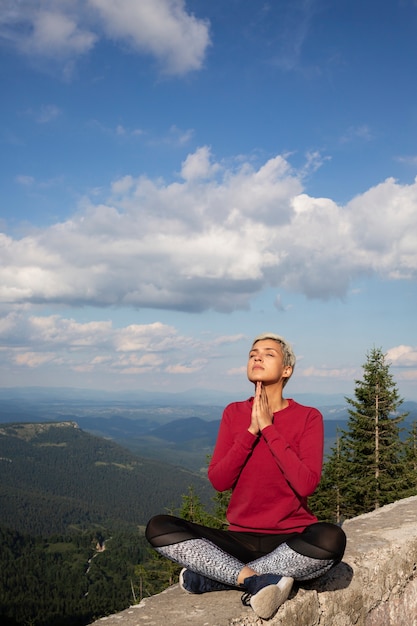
[210,488,232,529]
[203,454,231,529]
[136,485,213,599]
[402,420,417,497]
[340,347,407,516]
[310,432,347,523]
[179,485,212,524]
[311,347,409,522]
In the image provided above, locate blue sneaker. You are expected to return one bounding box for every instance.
[179,568,233,594]
[241,573,294,619]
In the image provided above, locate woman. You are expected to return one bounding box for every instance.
[146,333,346,620]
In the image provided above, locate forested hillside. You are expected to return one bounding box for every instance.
[0,421,214,535]
[0,525,147,626]
[0,421,214,625]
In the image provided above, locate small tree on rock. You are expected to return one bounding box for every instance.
[311,347,409,522]
[341,347,408,515]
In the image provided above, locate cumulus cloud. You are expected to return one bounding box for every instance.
[89,0,211,75]
[0,3,97,58]
[0,313,218,378]
[166,359,207,374]
[14,351,57,368]
[181,146,220,181]
[1,150,417,313]
[386,345,417,367]
[0,0,210,75]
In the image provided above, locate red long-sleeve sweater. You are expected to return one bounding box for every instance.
[208,398,323,534]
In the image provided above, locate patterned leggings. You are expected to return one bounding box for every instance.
[146,515,346,586]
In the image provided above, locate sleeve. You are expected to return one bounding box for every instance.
[208,404,258,492]
[261,408,324,497]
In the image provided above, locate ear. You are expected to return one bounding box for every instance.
[283,365,293,379]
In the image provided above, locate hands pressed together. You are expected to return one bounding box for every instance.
[248,381,273,435]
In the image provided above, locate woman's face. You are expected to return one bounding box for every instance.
[247,339,292,385]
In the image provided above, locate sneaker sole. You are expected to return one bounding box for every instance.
[250,577,293,620]
[179,568,193,594]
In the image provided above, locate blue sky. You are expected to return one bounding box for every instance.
[0,0,416,401]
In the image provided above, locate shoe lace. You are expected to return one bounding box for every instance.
[241,591,252,606]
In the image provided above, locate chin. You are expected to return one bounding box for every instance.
[248,375,264,383]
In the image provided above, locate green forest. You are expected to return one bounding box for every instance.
[1,347,416,626]
[0,526,147,626]
[0,422,214,625]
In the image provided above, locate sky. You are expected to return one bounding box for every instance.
[0,0,416,401]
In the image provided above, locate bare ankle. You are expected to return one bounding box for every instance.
[237,566,257,585]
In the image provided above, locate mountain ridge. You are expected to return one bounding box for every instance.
[0,420,213,536]
[0,385,374,407]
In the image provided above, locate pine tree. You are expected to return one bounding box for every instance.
[210,488,232,529]
[340,347,408,516]
[310,432,347,523]
[179,485,212,524]
[402,421,417,497]
[137,485,215,599]
[311,347,410,522]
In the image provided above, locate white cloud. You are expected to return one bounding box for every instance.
[29,316,113,347]
[347,177,417,279]
[386,345,417,367]
[166,359,207,374]
[10,7,97,58]
[14,351,57,367]
[227,366,247,376]
[115,321,188,352]
[386,345,417,386]
[211,334,246,346]
[300,366,358,380]
[0,313,223,379]
[0,0,210,76]
[181,146,220,181]
[398,370,417,382]
[89,0,211,75]
[0,150,417,314]
[148,125,194,147]
[111,175,134,195]
[14,173,63,191]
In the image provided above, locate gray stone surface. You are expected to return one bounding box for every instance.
[91,496,417,626]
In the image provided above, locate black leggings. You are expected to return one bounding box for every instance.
[146,514,346,563]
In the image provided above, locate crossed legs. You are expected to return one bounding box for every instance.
[145,515,346,586]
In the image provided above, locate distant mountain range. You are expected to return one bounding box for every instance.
[1,389,415,472]
[0,385,355,408]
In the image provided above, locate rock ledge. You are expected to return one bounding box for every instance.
[91,496,417,626]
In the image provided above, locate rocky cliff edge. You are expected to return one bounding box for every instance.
[91,495,417,626]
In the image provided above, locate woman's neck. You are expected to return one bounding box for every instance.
[263,384,288,413]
